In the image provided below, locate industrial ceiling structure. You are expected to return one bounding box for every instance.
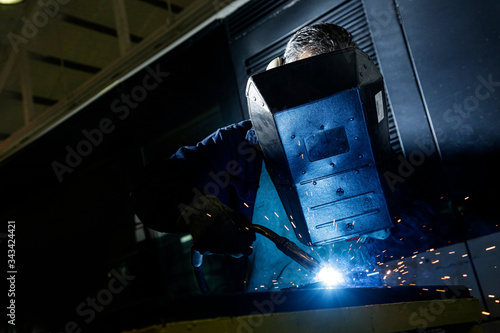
[0,0,247,162]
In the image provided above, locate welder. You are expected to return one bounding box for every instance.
[131,23,398,291]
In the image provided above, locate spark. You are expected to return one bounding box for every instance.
[436,289,445,293]
[206,213,212,217]
[449,251,455,254]
[441,276,450,280]
[291,221,296,228]
[464,196,470,200]
[274,211,279,217]
[462,254,468,257]
[264,216,269,220]
[482,311,490,316]
[284,225,289,231]
[431,260,439,264]
[463,274,468,277]
[488,295,495,298]
[243,202,249,208]
[486,246,496,251]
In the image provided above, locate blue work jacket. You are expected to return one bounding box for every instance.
[132,120,263,232]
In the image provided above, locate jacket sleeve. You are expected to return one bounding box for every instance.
[130,120,261,233]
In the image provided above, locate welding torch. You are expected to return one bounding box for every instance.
[191,223,322,295]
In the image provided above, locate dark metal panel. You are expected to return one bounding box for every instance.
[397,0,500,161]
[398,0,500,159]
[362,0,439,160]
[395,0,500,208]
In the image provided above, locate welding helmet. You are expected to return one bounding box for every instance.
[246,47,394,246]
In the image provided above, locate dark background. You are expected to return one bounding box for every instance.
[1,0,499,332]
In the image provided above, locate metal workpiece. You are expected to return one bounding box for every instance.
[247,48,394,245]
[121,286,483,333]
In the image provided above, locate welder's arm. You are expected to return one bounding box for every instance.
[131,160,255,256]
[130,121,258,255]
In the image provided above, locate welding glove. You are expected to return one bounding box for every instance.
[177,194,256,258]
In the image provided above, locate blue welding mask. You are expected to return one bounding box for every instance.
[246,47,394,246]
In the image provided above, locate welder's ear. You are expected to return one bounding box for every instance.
[266,57,283,70]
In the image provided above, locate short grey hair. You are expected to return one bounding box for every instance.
[283,23,357,64]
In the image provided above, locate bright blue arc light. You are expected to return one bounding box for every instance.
[316,266,344,286]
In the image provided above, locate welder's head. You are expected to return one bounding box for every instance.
[246,22,393,246]
[283,23,358,63]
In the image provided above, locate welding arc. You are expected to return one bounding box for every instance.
[191,224,322,295]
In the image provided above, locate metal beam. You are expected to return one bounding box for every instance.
[112,0,132,56]
[18,47,35,124]
[0,51,17,96]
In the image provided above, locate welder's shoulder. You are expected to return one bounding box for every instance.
[218,119,253,136]
[204,119,254,145]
